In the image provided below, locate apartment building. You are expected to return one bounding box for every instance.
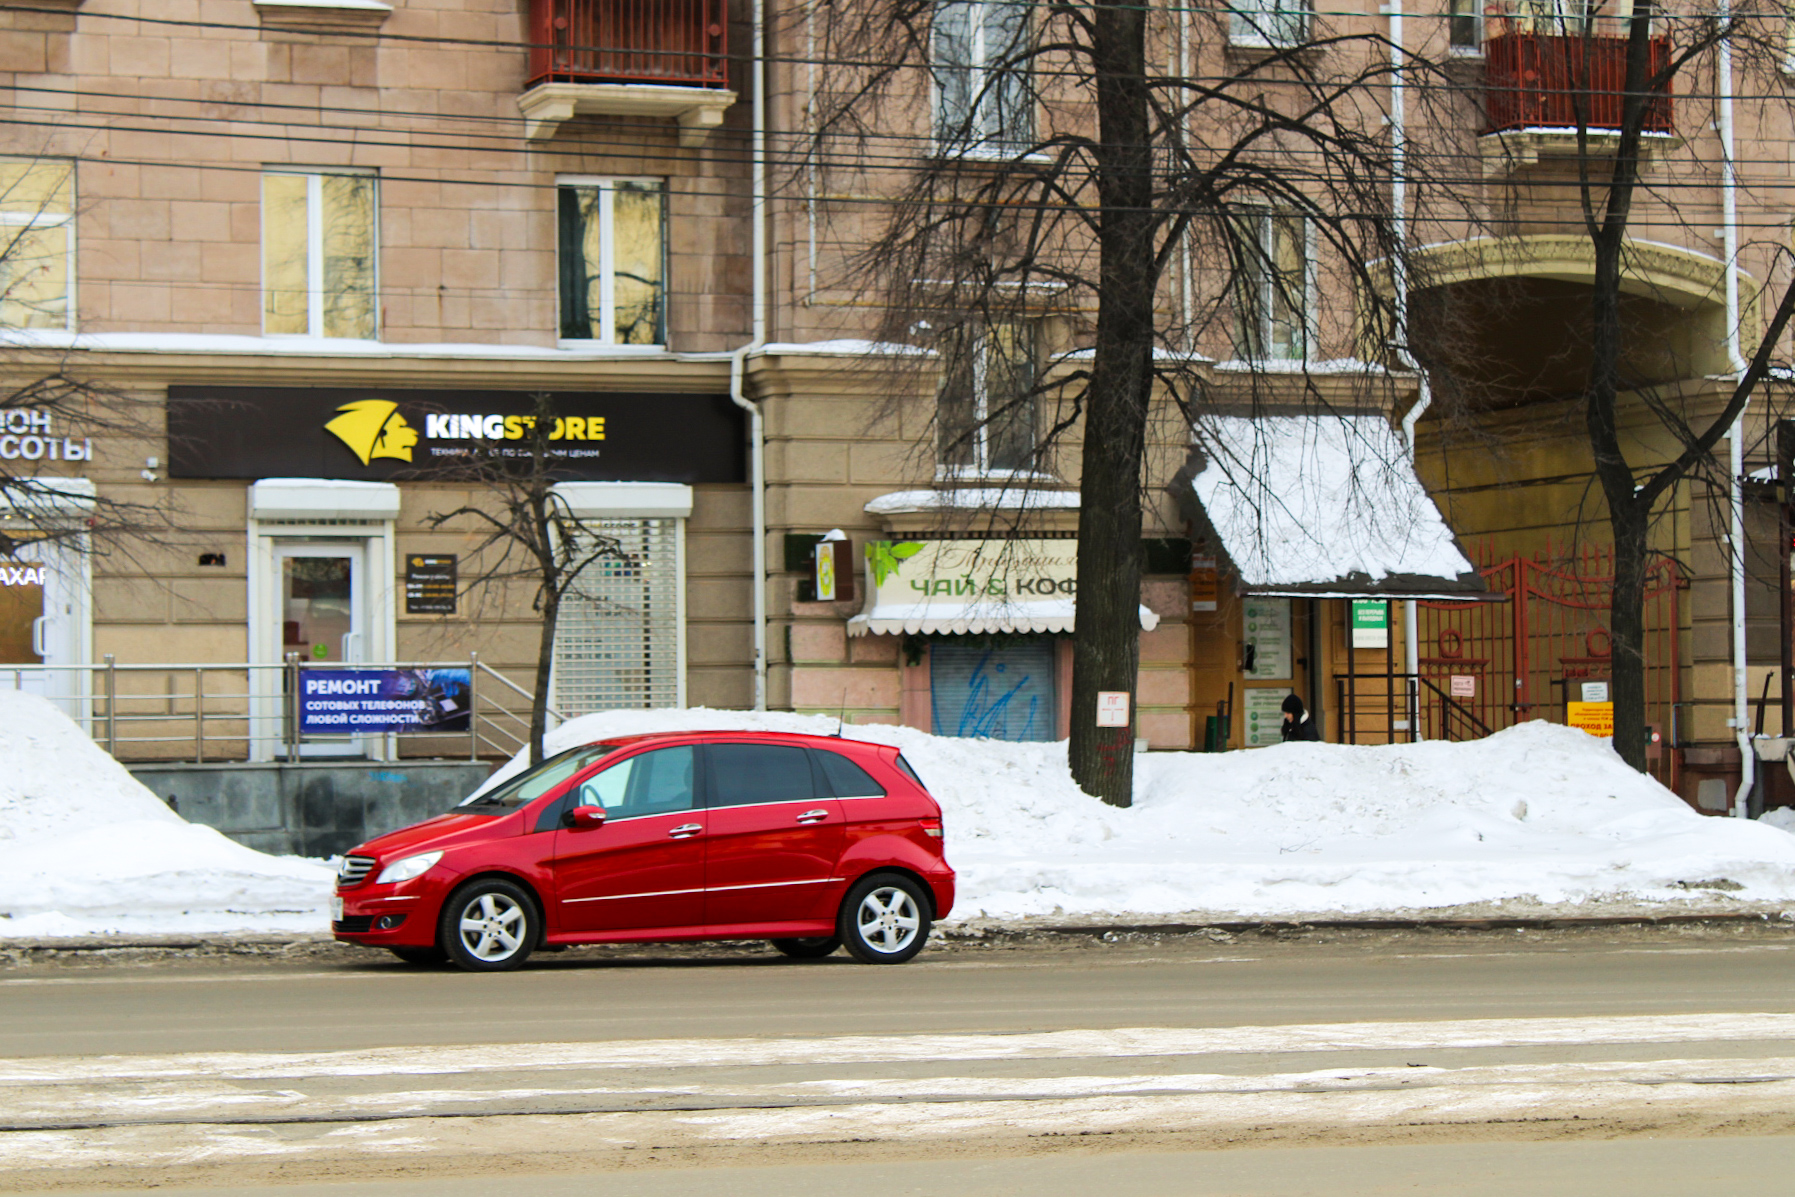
[0,0,1784,808]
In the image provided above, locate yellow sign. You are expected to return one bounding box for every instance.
[324,400,417,465]
[1566,701,1613,738]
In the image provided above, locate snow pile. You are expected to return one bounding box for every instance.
[0,692,331,938]
[488,710,1795,921]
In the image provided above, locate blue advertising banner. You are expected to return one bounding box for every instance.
[298,668,472,734]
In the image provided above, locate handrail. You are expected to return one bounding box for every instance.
[475,659,567,723]
[1414,674,1494,740]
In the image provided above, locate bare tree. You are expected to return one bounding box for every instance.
[423,393,624,765]
[1408,3,1795,771]
[801,0,1455,802]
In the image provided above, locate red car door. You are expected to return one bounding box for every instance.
[701,741,842,928]
[552,744,704,934]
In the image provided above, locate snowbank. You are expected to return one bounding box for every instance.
[487,711,1795,920]
[0,692,331,938]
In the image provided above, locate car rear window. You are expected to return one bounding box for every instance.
[707,743,816,806]
[811,748,885,798]
[893,753,928,792]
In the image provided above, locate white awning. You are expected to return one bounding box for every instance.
[1189,414,1486,599]
[848,597,1159,637]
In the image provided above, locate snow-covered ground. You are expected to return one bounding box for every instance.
[0,692,332,938]
[9,690,1795,941]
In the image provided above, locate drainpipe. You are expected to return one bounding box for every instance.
[1720,9,1751,815]
[728,0,769,710]
[1389,0,1428,736]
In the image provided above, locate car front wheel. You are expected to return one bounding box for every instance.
[439,879,538,972]
[838,873,931,964]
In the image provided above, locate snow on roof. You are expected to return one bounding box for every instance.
[1190,413,1481,595]
[0,330,689,361]
[865,488,1081,515]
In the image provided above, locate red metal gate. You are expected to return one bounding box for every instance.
[1417,543,1683,789]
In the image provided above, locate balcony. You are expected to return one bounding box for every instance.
[519,0,736,145]
[1480,30,1676,170]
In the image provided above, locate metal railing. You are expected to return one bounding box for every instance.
[1483,31,1674,136]
[0,654,558,764]
[527,0,728,89]
[1333,671,1494,745]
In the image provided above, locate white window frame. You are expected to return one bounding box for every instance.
[1227,0,1312,48]
[937,323,1043,478]
[0,158,75,334]
[556,175,668,349]
[931,0,1034,158]
[260,166,380,340]
[1233,209,1312,365]
[1448,0,1485,55]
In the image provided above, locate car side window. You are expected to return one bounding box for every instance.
[811,748,886,798]
[706,743,815,807]
[581,746,697,821]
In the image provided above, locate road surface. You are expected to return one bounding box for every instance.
[4,924,1795,1194]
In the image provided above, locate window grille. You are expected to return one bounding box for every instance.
[554,517,680,713]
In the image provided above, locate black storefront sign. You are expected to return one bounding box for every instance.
[167,387,745,483]
[405,554,457,615]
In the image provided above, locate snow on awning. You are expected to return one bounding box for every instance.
[1189,414,1489,600]
[846,538,1159,636]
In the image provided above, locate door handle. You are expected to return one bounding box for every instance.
[341,631,363,663]
[668,823,703,838]
[796,809,829,824]
[30,616,48,659]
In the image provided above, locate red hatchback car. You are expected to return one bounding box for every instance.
[332,731,954,970]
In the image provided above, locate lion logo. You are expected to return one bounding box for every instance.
[324,400,418,465]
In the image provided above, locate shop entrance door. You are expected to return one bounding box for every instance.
[275,541,368,756]
[0,539,83,714]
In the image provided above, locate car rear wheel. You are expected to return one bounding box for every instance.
[440,879,538,972]
[388,945,448,966]
[770,936,840,959]
[838,873,931,964]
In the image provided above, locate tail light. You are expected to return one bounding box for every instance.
[920,817,943,839]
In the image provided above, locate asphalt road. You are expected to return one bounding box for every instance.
[5,925,1795,1194]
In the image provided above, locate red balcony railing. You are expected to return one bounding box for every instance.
[1483,32,1673,136]
[528,0,728,90]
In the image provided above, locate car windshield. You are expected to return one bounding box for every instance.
[460,744,617,811]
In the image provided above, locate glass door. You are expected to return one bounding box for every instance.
[0,538,81,714]
[276,542,366,756]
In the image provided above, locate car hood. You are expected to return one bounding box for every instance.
[353,811,513,859]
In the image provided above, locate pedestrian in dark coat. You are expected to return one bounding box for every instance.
[1280,693,1321,742]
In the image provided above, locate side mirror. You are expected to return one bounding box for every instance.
[563,805,607,831]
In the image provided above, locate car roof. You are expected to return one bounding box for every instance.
[588,729,885,751]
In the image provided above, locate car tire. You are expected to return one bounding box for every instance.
[439,878,539,972]
[770,936,840,959]
[838,873,931,964]
[388,945,448,966]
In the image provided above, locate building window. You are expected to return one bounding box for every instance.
[0,159,74,332]
[558,178,667,345]
[1449,0,1483,51]
[1228,0,1311,47]
[933,0,1033,155]
[262,169,377,339]
[554,518,681,713]
[938,322,1038,474]
[1232,211,1308,362]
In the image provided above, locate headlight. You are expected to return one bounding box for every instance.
[375,851,443,884]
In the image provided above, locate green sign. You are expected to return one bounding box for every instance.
[1350,600,1389,649]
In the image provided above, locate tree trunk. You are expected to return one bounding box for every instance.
[1608,501,1650,770]
[530,587,559,767]
[1068,0,1154,807]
